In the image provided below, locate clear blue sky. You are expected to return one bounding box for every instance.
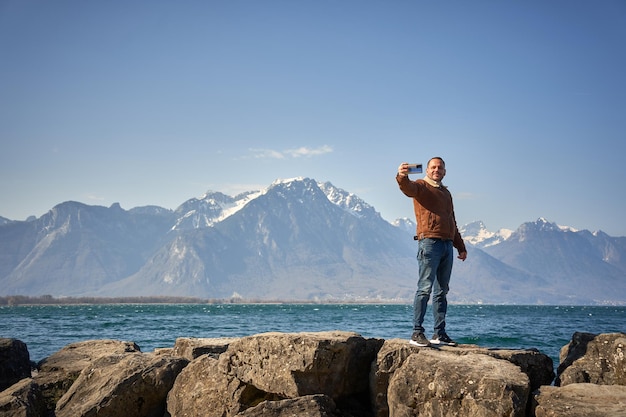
[1,1,625,236]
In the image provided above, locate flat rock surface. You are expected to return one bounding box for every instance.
[534,383,626,417]
[387,347,530,417]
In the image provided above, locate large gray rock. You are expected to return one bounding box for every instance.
[0,338,31,391]
[34,339,141,413]
[370,339,421,417]
[370,339,553,417]
[219,331,383,400]
[0,378,46,417]
[168,331,382,417]
[167,354,254,417]
[55,352,188,417]
[557,332,626,386]
[386,347,530,417]
[533,383,626,417]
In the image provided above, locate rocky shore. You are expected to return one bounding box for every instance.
[1,331,625,416]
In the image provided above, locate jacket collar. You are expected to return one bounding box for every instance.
[423,176,447,188]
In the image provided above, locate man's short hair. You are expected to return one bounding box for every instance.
[428,157,446,167]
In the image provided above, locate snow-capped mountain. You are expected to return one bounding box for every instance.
[391,217,415,236]
[95,177,414,301]
[317,180,381,220]
[171,178,380,232]
[471,218,626,304]
[0,178,414,301]
[172,190,263,231]
[0,179,624,304]
[460,221,513,248]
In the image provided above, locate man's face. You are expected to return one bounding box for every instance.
[427,158,446,182]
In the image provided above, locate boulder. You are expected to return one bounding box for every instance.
[34,339,141,413]
[468,346,555,391]
[532,383,626,417]
[556,332,626,386]
[167,354,255,417]
[370,339,421,417]
[0,378,46,417]
[168,331,381,417]
[0,338,31,391]
[236,394,340,417]
[385,347,530,417]
[218,331,383,401]
[171,336,239,360]
[370,339,553,417]
[55,352,188,417]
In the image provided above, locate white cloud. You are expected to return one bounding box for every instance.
[248,148,286,159]
[247,145,333,159]
[284,145,333,158]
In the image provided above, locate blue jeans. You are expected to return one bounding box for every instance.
[413,238,454,335]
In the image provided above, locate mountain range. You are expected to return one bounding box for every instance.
[1,178,625,305]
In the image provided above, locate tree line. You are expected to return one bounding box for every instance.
[0,295,403,306]
[0,295,218,306]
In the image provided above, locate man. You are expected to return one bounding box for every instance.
[396,157,467,347]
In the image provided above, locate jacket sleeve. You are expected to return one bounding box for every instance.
[396,174,420,198]
[453,228,467,254]
[451,210,467,253]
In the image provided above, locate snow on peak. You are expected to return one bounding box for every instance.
[392,217,415,234]
[172,189,264,230]
[317,181,379,219]
[527,218,577,233]
[216,189,264,222]
[173,177,380,230]
[460,221,512,248]
[270,177,305,186]
[558,223,578,232]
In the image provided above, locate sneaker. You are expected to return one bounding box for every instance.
[430,333,457,346]
[409,331,431,347]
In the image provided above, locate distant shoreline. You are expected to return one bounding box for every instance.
[2,295,624,307]
[0,295,411,306]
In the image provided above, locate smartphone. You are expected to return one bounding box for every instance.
[407,163,423,174]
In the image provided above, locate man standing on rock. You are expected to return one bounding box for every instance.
[396,157,467,347]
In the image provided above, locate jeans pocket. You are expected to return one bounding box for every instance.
[418,238,435,260]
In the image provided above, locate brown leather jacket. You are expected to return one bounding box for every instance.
[396,174,466,254]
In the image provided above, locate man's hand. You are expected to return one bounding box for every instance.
[398,162,409,177]
[458,251,467,261]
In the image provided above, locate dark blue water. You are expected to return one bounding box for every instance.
[1,304,624,367]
